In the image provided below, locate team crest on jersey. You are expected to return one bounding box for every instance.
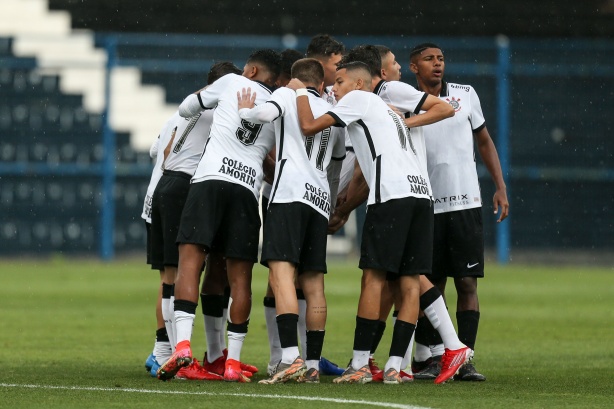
[446,97,462,112]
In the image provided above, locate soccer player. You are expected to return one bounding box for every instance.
[142,136,169,378]
[287,61,450,384]
[156,49,281,382]
[261,48,305,376]
[335,44,473,384]
[151,61,250,381]
[303,33,348,377]
[408,42,509,381]
[238,58,346,384]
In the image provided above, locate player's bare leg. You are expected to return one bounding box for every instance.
[296,271,326,382]
[259,260,307,384]
[157,243,206,380]
[223,258,254,382]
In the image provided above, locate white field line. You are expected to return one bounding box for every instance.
[0,383,434,409]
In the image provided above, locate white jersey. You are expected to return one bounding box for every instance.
[140,110,213,223]
[178,73,276,199]
[324,85,352,149]
[141,122,167,223]
[328,90,431,205]
[422,81,486,213]
[240,87,346,218]
[373,80,431,191]
[163,110,213,175]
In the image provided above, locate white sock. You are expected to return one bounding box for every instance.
[227,330,246,362]
[351,350,370,370]
[384,356,403,372]
[174,310,195,345]
[161,297,175,352]
[221,307,228,349]
[431,343,445,357]
[424,296,465,350]
[281,346,300,364]
[306,359,319,371]
[153,341,172,363]
[297,299,307,359]
[401,332,415,371]
[414,342,431,362]
[264,306,282,365]
[204,314,224,362]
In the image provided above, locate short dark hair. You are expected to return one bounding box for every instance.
[247,49,282,80]
[306,34,345,58]
[280,49,304,77]
[207,61,241,84]
[338,45,381,77]
[410,43,442,59]
[337,61,371,76]
[290,58,324,85]
[374,45,392,59]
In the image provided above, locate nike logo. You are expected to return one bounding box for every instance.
[467,262,479,268]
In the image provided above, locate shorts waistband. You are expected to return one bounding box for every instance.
[163,170,192,180]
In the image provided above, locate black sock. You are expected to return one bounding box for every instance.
[370,320,387,354]
[156,327,169,342]
[389,319,416,358]
[200,294,225,317]
[263,296,276,308]
[306,330,325,361]
[276,313,299,348]
[457,310,480,350]
[174,299,197,314]
[353,316,380,351]
[415,315,443,346]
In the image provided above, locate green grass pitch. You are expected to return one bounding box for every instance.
[1,258,613,408]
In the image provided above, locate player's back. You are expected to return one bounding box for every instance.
[333,90,431,204]
[267,87,345,217]
[190,73,275,198]
[163,110,213,176]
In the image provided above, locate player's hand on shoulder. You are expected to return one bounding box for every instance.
[237,87,256,110]
[286,78,306,91]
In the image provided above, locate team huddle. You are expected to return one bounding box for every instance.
[141,34,509,385]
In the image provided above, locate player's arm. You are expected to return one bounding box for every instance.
[474,126,509,222]
[327,159,343,216]
[149,135,160,159]
[237,87,282,124]
[328,159,369,234]
[263,147,276,185]
[404,94,454,128]
[178,74,232,118]
[287,79,337,136]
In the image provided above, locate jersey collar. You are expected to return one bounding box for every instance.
[307,87,321,98]
[373,79,386,95]
[417,80,448,97]
[254,80,275,93]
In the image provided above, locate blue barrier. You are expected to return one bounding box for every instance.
[2,33,613,261]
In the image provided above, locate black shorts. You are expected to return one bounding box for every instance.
[150,170,191,267]
[145,221,163,271]
[176,179,261,262]
[431,207,484,280]
[260,202,328,274]
[359,197,433,277]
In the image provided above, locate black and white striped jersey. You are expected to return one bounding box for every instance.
[328,90,431,205]
[178,73,276,199]
[239,87,345,218]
